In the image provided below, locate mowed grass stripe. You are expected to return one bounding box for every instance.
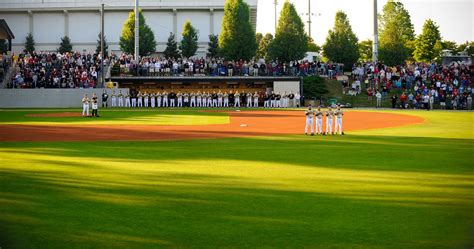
[0,133,473,248]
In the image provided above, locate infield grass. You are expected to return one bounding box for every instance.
[0,109,472,249]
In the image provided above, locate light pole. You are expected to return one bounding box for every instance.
[300,0,320,40]
[100,3,105,87]
[134,0,139,63]
[373,0,378,62]
[274,0,278,33]
[307,0,311,39]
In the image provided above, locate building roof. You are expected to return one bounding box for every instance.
[0,19,15,40]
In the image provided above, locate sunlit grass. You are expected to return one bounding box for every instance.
[350,109,474,139]
[0,109,229,126]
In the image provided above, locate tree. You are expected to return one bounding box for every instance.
[358,39,373,62]
[441,41,458,55]
[378,0,415,65]
[322,11,359,71]
[413,19,441,62]
[179,20,199,58]
[219,0,257,61]
[119,9,157,57]
[256,33,263,48]
[256,33,273,61]
[58,36,73,53]
[25,33,35,54]
[207,34,220,58]
[0,40,7,54]
[95,32,109,57]
[164,33,180,59]
[303,76,329,100]
[457,41,474,55]
[269,1,308,62]
[307,37,321,53]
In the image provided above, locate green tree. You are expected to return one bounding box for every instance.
[378,0,415,65]
[307,37,321,53]
[269,1,308,62]
[164,33,180,59]
[179,20,199,58]
[119,9,157,56]
[457,41,474,55]
[219,0,257,60]
[322,11,359,70]
[25,33,35,54]
[303,75,329,100]
[256,33,263,48]
[207,34,220,58]
[58,36,73,53]
[358,39,373,62]
[256,33,273,61]
[441,40,458,54]
[95,32,109,57]
[413,19,441,62]
[0,39,7,54]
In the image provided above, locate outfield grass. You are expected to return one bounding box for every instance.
[0,109,473,249]
[0,109,229,125]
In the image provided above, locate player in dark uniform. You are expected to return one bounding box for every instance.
[101,89,109,108]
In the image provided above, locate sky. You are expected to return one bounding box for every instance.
[256,0,474,45]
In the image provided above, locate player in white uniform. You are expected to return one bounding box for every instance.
[137,91,143,107]
[315,106,323,135]
[190,92,196,107]
[246,92,252,108]
[125,92,131,108]
[223,92,229,107]
[304,105,315,136]
[82,94,90,117]
[334,105,344,135]
[202,92,207,107]
[144,92,149,108]
[324,107,334,135]
[253,92,259,108]
[177,92,183,107]
[162,91,168,107]
[156,92,162,108]
[150,92,156,108]
[111,90,117,107]
[196,91,202,107]
[118,90,124,107]
[217,91,223,107]
[234,91,241,108]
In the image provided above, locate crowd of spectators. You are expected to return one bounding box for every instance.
[352,61,473,110]
[8,51,105,89]
[0,53,10,84]
[111,53,345,78]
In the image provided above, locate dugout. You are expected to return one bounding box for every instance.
[110,76,303,97]
[0,19,15,53]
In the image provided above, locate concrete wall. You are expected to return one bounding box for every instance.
[273,81,301,95]
[0,0,258,55]
[0,88,129,108]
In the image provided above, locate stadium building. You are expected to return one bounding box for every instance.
[0,0,258,57]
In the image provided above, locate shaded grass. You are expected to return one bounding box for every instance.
[0,134,473,249]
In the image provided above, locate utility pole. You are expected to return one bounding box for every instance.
[373,0,378,62]
[100,3,105,87]
[134,0,139,62]
[274,0,277,33]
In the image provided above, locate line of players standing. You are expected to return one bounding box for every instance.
[305,105,344,136]
[102,90,300,108]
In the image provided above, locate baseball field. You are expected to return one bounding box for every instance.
[0,108,472,249]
